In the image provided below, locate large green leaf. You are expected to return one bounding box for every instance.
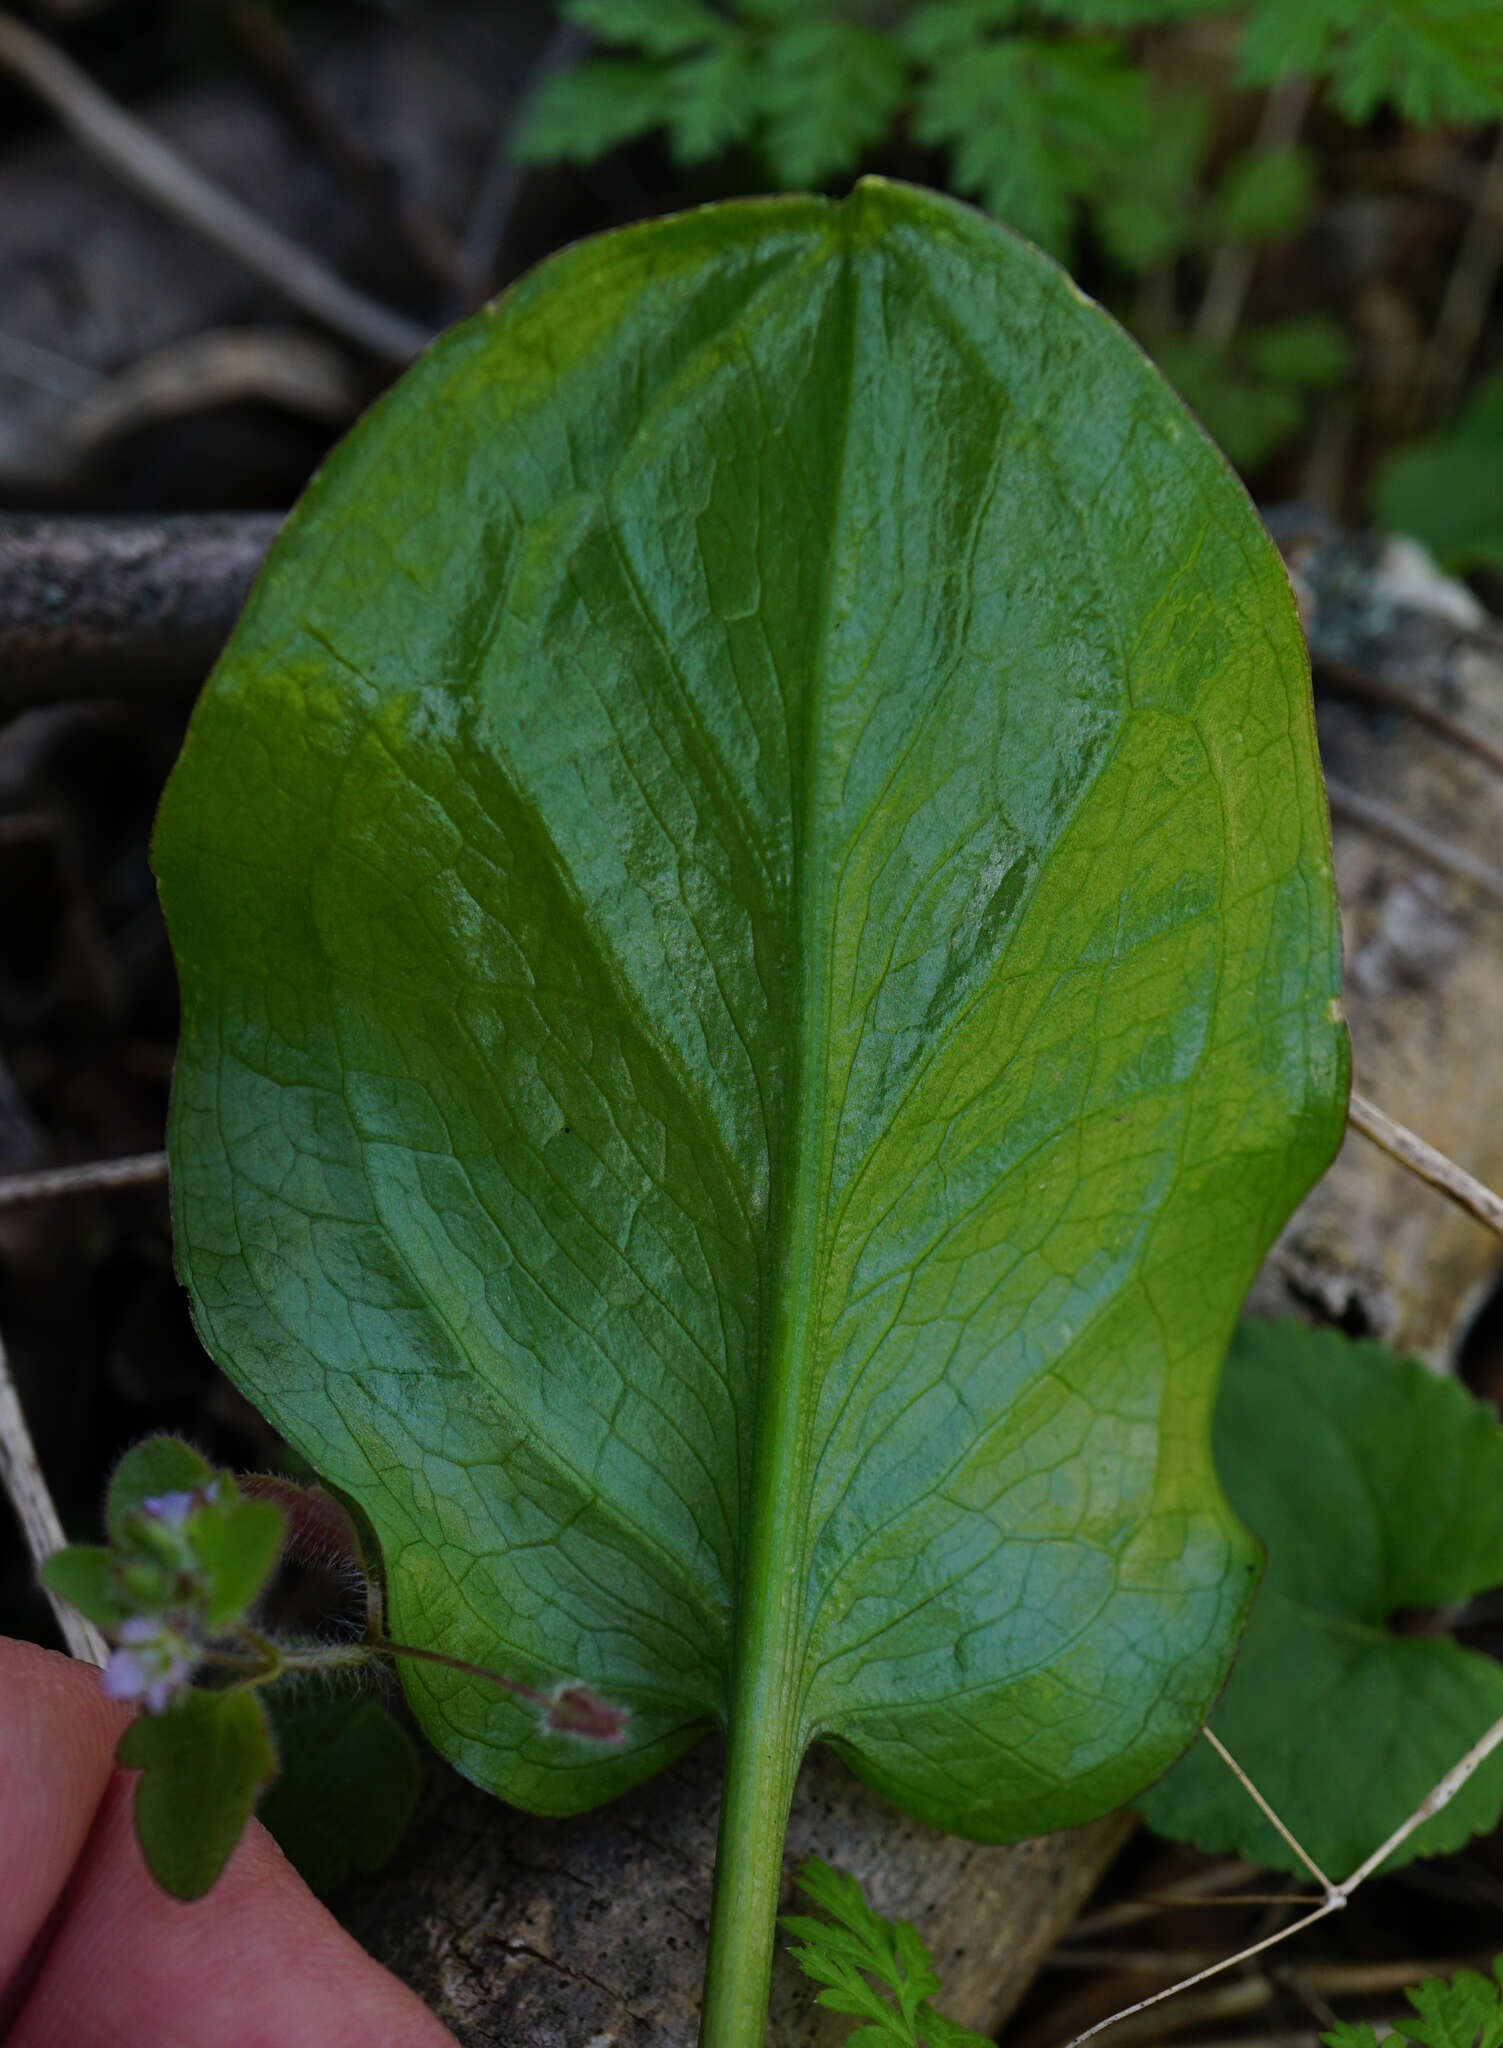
[154,180,1345,2035]
[1139,1321,1503,1878]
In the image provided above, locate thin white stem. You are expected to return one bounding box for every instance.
[0,9,430,363]
[0,1150,169,1210]
[0,1325,107,1664]
[1348,1092,1503,1240]
[1335,1706,1503,1891]
[1060,1899,1342,2048]
[1063,1687,1503,2046]
[1200,1727,1336,1894]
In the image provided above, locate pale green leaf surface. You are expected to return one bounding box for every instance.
[1139,1323,1503,1877]
[156,182,1345,1837]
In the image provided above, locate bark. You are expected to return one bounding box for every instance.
[1248,523,1503,1363]
[0,511,281,703]
[338,1741,1130,2048]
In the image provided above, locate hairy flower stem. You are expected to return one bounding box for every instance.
[204,1626,565,1710]
[368,1635,559,1710]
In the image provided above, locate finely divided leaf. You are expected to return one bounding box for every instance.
[1398,1960,1503,2048]
[1325,1958,1503,2048]
[1239,0,1503,124]
[156,182,1344,1860]
[1139,1322,1503,1877]
[911,36,1153,254]
[782,1859,989,2048]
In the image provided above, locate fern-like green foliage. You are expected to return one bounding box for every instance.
[1240,0,1503,125]
[516,0,1503,256]
[781,1859,991,2048]
[516,0,1210,261]
[1325,1957,1503,2048]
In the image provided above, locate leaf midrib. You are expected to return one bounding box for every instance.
[725,231,859,1764]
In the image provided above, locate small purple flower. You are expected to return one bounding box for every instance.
[100,1616,194,1713]
[140,1490,199,1529]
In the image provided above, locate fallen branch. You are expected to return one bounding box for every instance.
[0,511,281,707]
[1314,653,1503,780]
[0,8,431,363]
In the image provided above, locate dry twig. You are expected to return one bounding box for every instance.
[1314,655,1503,780]
[0,8,431,362]
[0,1152,169,1210]
[459,18,589,290]
[1415,124,1503,422]
[1063,1656,1503,2045]
[222,0,476,300]
[1325,780,1503,906]
[1347,1093,1503,1239]
[0,510,280,706]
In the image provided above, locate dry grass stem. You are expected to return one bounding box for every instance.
[1199,1727,1335,1891]
[0,1151,169,1210]
[0,1326,107,1663]
[1193,76,1312,350]
[1347,1093,1503,1239]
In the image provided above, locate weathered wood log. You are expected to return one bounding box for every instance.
[338,1741,1131,2048]
[1248,524,1503,1364]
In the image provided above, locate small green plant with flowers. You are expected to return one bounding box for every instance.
[44,1434,625,1898]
